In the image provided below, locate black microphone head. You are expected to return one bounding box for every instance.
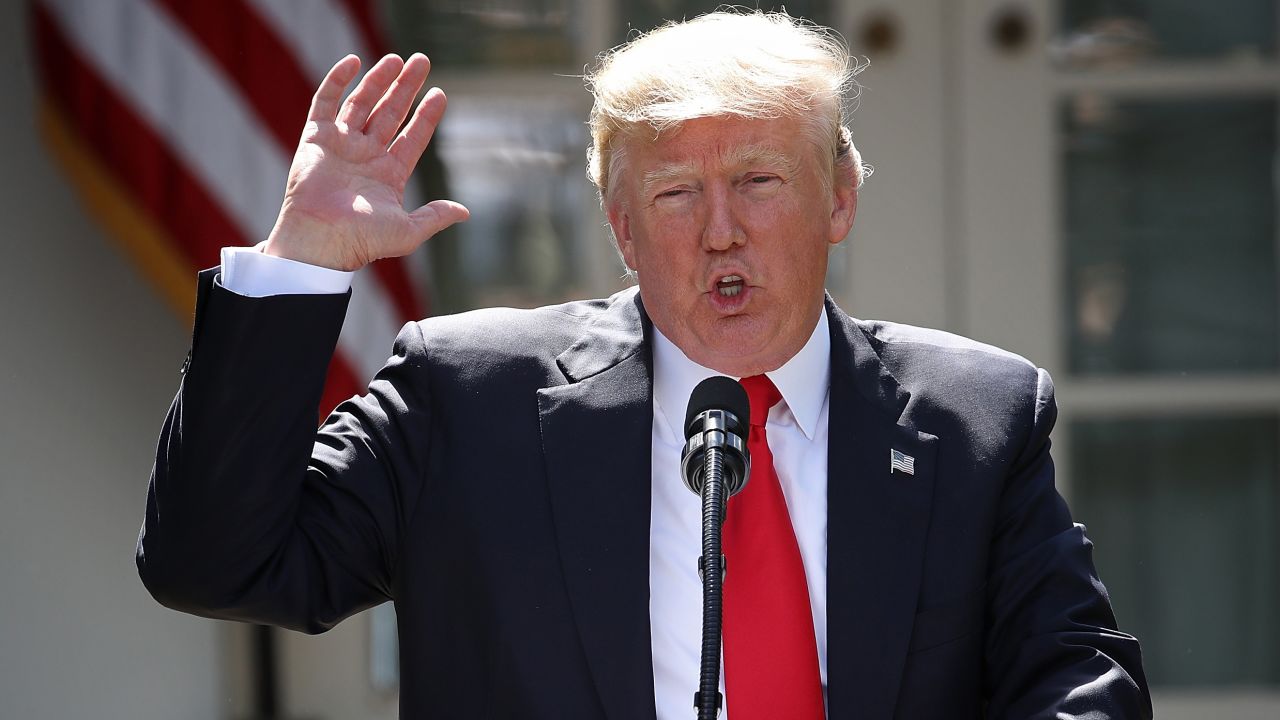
[684,376,751,442]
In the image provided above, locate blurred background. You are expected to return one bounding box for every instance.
[2,0,1277,718]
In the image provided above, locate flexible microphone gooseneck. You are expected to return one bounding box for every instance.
[680,376,751,720]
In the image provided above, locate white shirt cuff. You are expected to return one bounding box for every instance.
[220,246,354,297]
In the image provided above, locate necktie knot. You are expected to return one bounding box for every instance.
[739,375,781,427]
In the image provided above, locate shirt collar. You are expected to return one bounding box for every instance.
[651,309,831,444]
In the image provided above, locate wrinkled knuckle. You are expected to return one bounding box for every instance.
[300,120,324,141]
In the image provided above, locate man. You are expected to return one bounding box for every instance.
[138,11,1151,719]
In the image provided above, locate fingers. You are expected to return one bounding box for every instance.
[389,87,448,176]
[336,54,405,131]
[364,53,432,146]
[409,199,470,242]
[307,55,361,122]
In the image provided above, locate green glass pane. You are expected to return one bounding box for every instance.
[1057,0,1274,65]
[618,2,832,42]
[1071,415,1280,686]
[389,0,578,68]
[1062,97,1279,375]
[431,97,599,311]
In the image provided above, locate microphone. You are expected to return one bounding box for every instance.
[680,376,751,498]
[680,376,751,720]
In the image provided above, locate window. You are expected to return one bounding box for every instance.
[1051,0,1280,697]
[1072,415,1280,685]
[1062,96,1279,375]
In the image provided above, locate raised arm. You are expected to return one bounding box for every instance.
[137,55,460,632]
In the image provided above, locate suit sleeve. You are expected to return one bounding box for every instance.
[137,269,432,634]
[983,368,1153,718]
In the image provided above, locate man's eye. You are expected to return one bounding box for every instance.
[747,175,780,186]
[657,189,687,199]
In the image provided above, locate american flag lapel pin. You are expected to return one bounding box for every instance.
[890,448,915,476]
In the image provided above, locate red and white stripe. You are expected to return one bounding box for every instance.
[32,0,426,414]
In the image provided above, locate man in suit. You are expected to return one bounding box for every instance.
[138,11,1151,719]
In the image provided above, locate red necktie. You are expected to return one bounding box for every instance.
[722,375,824,719]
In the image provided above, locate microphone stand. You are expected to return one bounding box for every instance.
[682,408,749,720]
[695,441,728,720]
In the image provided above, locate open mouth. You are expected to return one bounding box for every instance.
[715,275,745,297]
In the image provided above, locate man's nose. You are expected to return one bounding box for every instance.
[701,188,745,252]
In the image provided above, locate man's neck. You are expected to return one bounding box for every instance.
[651,310,831,443]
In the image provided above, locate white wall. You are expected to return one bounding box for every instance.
[0,2,227,718]
[278,616,398,720]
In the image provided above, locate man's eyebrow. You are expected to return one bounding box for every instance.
[724,143,801,175]
[640,144,801,195]
[640,143,798,196]
[641,162,698,195]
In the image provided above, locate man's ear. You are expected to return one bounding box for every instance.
[828,162,858,245]
[606,200,638,270]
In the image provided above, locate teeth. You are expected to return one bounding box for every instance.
[716,275,744,298]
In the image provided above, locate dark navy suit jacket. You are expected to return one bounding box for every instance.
[138,269,1151,718]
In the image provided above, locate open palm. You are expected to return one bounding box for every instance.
[263,54,469,271]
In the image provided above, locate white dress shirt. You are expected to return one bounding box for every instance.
[648,317,830,720]
[219,247,832,719]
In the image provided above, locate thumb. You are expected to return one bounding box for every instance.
[409,200,470,242]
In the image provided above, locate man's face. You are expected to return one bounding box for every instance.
[607,115,857,376]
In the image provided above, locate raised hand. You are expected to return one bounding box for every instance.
[261,54,469,271]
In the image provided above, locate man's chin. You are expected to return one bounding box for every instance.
[682,335,782,377]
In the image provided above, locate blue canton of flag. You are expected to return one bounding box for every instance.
[890,448,915,476]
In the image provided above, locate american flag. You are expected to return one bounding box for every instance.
[890,448,915,476]
[31,0,426,415]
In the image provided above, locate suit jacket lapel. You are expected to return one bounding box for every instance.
[825,298,939,720]
[538,289,658,720]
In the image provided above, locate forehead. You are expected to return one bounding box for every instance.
[626,115,812,177]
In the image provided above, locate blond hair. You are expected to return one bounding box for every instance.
[585,9,867,202]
